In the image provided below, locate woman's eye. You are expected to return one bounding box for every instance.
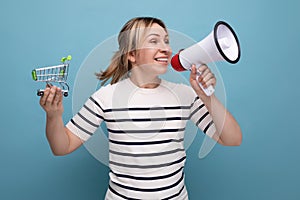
[150,39,158,44]
[165,39,170,44]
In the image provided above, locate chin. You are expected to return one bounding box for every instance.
[155,64,168,75]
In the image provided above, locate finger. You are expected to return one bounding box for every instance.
[196,65,208,82]
[46,83,53,88]
[196,69,210,88]
[202,73,217,88]
[197,64,208,74]
[191,64,197,75]
[190,65,197,80]
[189,65,205,94]
[39,87,51,106]
[202,71,214,82]
[199,67,210,79]
[204,76,217,88]
[53,87,62,105]
[46,86,57,105]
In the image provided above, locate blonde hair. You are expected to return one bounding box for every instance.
[96,17,167,85]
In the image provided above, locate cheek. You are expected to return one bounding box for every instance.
[168,50,173,61]
[137,49,156,64]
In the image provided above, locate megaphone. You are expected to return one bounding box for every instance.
[171,21,241,96]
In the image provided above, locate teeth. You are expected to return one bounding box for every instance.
[156,58,168,61]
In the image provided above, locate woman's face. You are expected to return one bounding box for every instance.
[129,23,172,76]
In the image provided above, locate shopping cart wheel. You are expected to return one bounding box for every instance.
[37,90,44,96]
[63,92,68,97]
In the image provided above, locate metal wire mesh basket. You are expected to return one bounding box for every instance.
[32,55,71,97]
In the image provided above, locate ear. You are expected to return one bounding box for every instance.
[127,51,136,63]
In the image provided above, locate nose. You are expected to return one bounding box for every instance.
[159,43,172,54]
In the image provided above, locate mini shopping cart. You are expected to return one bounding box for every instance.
[32,55,72,97]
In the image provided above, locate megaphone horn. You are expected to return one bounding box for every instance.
[171,21,241,96]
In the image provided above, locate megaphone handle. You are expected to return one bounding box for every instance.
[196,72,215,96]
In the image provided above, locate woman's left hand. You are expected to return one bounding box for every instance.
[189,64,216,99]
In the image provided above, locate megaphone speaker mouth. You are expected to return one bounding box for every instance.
[171,53,186,72]
[214,21,241,64]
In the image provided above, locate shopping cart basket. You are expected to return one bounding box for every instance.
[32,55,72,97]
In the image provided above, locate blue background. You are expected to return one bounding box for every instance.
[0,0,299,199]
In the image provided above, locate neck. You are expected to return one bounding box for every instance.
[129,72,161,89]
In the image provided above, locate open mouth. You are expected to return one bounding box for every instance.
[154,57,169,64]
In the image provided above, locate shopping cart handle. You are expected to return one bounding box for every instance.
[61,55,72,63]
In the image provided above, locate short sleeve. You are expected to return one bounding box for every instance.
[66,93,104,142]
[189,95,216,138]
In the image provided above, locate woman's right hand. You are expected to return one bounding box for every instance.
[39,85,64,118]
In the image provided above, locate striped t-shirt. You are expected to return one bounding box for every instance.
[66,78,216,200]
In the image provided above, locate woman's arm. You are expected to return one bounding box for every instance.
[189,65,242,146]
[40,85,83,155]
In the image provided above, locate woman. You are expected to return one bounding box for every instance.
[40,17,242,200]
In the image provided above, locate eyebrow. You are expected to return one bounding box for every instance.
[146,33,169,38]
